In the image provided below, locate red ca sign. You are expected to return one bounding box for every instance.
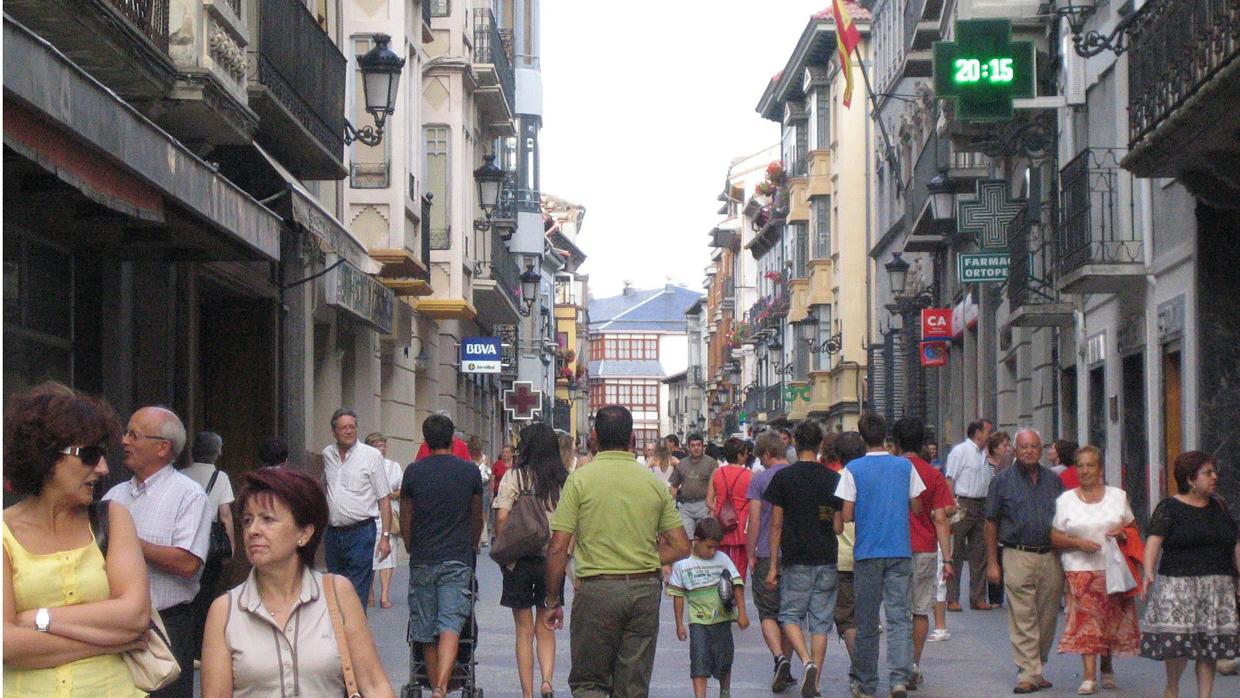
[921,308,953,340]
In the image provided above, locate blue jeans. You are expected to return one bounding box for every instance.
[852,557,913,694]
[778,563,838,637]
[324,520,376,608]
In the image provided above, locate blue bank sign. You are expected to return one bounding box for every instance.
[460,336,502,374]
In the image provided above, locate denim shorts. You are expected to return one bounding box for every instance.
[778,563,838,637]
[689,622,734,679]
[407,560,473,643]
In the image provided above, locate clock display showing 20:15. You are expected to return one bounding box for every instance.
[952,57,1015,84]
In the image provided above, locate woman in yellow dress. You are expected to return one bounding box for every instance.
[3,384,151,697]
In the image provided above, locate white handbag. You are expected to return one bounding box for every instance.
[1103,537,1136,595]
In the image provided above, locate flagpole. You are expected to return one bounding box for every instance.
[851,45,901,179]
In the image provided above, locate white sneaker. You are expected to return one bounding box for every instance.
[927,628,951,642]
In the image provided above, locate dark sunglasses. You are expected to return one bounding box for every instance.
[59,445,107,467]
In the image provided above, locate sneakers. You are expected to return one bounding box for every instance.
[772,656,796,693]
[850,681,877,698]
[801,662,819,698]
[890,684,909,698]
[927,628,951,642]
[907,664,923,690]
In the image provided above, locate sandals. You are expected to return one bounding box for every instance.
[379,599,393,609]
[1078,679,1098,695]
[541,680,555,697]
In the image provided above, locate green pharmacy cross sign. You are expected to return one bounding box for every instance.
[934,19,1035,121]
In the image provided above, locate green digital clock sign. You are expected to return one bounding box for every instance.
[934,19,1034,121]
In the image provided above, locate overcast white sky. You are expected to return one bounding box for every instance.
[540,1,826,299]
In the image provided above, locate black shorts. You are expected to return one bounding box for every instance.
[689,623,735,679]
[500,556,546,609]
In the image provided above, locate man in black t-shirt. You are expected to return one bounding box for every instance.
[400,414,484,697]
[763,420,843,698]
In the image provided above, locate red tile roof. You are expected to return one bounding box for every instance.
[813,1,871,22]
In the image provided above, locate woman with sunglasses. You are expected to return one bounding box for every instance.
[3,383,151,696]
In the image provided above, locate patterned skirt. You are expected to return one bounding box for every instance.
[1058,570,1140,655]
[1140,573,1240,661]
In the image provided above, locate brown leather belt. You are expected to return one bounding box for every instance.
[581,571,660,582]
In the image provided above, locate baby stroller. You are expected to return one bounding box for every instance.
[401,563,482,698]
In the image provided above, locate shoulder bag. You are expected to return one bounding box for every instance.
[716,468,741,533]
[489,470,551,567]
[205,470,233,561]
[324,574,363,698]
[89,501,182,692]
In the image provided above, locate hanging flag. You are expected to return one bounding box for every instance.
[832,0,862,108]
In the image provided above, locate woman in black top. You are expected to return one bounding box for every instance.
[1140,451,1240,698]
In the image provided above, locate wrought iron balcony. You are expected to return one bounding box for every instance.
[473,8,515,125]
[1006,202,1073,327]
[108,0,169,51]
[1125,0,1240,177]
[249,0,347,179]
[473,229,523,326]
[1057,148,1143,295]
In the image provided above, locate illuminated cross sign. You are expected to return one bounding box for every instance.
[956,179,1024,248]
[934,19,1035,121]
[503,381,542,421]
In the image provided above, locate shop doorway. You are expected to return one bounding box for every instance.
[1121,353,1148,529]
[1162,350,1182,497]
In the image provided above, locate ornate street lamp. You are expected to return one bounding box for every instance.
[473,154,507,231]
[727,362,741,386]
[518,261,540,316]
[885,251,911,298]
[344,34,406,146]
[927,167,956,222]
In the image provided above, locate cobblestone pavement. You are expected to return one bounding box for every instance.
[201,557,1238,697]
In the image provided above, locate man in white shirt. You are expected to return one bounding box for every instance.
[322,408,394,609]
[943,418,993,611]
[103,406,211,698]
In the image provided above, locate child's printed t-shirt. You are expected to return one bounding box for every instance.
[667,551,744,625]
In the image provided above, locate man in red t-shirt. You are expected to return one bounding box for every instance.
[415,435,472,462]
[894,418,956,690]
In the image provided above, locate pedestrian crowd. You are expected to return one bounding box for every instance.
[4,381,1239,698]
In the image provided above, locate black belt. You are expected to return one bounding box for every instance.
[1005,543,1052,554]
[677,498,705,504]
[329,518,374,533]
[582,571,660,582]
[957,495,986,501]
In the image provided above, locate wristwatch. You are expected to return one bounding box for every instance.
[35,607,50,633]
[542,594,562,609]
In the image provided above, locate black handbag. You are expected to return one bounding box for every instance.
[206,470,233,561]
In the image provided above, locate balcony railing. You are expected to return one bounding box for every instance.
[474,8,515,113]
[252,0,346,159]
[1007,202,1058,311]
[1128,0,1239,148]
[487,229,522,306]
[1057,148,1140,276]
[108,0,169,51]
[785,158,808,178]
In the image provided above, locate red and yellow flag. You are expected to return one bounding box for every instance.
[832,0,862,108]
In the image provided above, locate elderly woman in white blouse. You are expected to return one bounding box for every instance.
[201,467,394,697]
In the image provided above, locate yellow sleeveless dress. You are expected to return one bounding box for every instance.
[2,520,143,697]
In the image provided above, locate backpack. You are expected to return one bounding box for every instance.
[716,468,742,533]
[489,470,551,567]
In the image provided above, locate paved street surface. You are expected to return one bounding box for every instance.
[200,558,1238,697]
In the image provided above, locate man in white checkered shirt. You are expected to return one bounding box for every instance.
[103,406,211,698]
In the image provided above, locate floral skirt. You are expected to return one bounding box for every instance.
[1058,570,1140,655]
[1140,573,1240,661]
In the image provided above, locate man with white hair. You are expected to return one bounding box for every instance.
[104,406,212,698]
[984,427,1064,694]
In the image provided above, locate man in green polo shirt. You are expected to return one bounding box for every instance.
[544,404,691,697]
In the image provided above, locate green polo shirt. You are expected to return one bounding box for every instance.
[551,450,682,577]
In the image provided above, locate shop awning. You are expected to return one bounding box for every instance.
[3,15,282,261]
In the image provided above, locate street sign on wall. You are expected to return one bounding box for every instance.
[324,259,394,334]
[460,336,501,374]
[958,253,1011,284]
[921,308,953,340]
[933,19,1035,121]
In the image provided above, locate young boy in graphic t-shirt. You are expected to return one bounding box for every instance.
[669,517,750,698]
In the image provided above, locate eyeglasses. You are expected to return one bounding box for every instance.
[59,445,107,467]
[124,428,170,442]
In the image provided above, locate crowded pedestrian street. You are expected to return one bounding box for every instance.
[6,0,1240,697]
